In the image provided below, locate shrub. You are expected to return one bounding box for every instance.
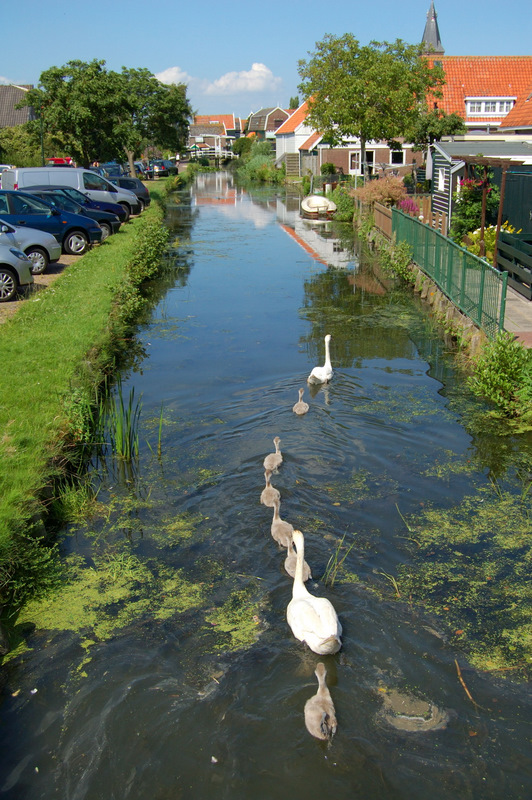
[463,221,520,263]
[398,196,420,216]
[354,175,407,207]
[321,162,336,175]
[329,184,355,221]
[450,175,500,244]
[467,331,532,419]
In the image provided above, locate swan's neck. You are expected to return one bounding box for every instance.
[273,502,280,521]
[293,537,307,596]
[299,389,304,400]
[274,440,280,454]
[324,337,331,368]
[264,472,271,488]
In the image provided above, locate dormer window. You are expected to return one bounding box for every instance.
[466,97,515,115]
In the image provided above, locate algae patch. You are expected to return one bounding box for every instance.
[398,484,532,675]
[16,551,207,645]
[205,584,266,652]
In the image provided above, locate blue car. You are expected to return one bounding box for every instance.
[23,184,127,223]
[0,190,102,255]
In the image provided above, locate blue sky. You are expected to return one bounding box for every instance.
[3,0,531,118]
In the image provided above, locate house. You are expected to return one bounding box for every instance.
[0,84,35,128]
[426,56,532,134]
[431,139,532,233]
[246,107,292,141]
[275,99,422,178]
[188,114,243,156]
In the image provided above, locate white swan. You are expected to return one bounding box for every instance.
[271,498,293,548]
[284,538,312,581]
[263,436,282,471]
[304,662,337,740]
[287,530,342,655]
[292,388,309,415]
[308,334,333,385]
[260,469,280,508]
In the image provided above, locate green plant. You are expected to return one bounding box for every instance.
[323,533,356,586]
[467,331,532,419]
[321,162,336,175]
[107,378,142,460]
[450,173,500,244]
[329,184,355,221]
[463,221,520,263]
[380,239,414,281]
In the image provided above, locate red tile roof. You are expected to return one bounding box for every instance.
[500,84,532,129]
[193,114,240,131]
[427,57,532,122]
[300,132,322,151]
[276,101,310,134]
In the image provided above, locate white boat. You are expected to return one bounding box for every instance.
[301,194,337,219]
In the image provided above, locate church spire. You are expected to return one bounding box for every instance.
[422,2,445,55]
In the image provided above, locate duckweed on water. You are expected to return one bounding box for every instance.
[398,485,532,675]
[16,551,207,646]
[205,584,266,652]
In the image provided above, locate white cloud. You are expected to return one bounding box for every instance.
[0,76,14,85]
[205,63,282,96]
[156,62,282,97]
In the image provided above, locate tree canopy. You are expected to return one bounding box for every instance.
[22,60,192,167]
[298,35,446,177]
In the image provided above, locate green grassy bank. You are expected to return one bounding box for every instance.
[0,189,169,612]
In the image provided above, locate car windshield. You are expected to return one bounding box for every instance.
[60,187,90,204]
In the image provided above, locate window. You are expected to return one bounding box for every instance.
[437,168,445,193]
[468,102,482,113]
[391,149,404,165]
[484,102,497,113]
[350,152,360,171]
[83,172,109,191]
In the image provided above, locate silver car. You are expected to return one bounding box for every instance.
[0,243,33,302]
[0,217,62,274]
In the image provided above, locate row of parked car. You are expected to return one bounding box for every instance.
[0,166,151,302]
[93,159,178,180]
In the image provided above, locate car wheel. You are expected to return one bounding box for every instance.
[25,246,49,275]
[99,222,112,241]
[119,203,130,222]
[0,268,17,302]
[64,230,89,255]
[138,198,145,213]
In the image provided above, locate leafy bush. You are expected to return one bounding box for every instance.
[463,221,520,263]
[468,331,532,419]
[329,184,355,221]
[380,239,415,281]
[354,175,407,207]
[321,162,336,175]
[450,175,500,243]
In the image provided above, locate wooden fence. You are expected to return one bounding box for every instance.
[496,232,532,300]
[373,198,447,239]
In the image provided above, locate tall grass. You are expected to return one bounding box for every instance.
[108,378,142,461]
[323,533,356,587]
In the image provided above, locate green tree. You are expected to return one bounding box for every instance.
[23,60,125,166]
[0,122,47,166]
[232,137,253,157]
[298,35,445,179]
[116,68,191,175]
[404,108,466,148]
[289,95,299,109]
[22,60,192,170]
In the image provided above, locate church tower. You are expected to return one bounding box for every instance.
[422,2,445,55]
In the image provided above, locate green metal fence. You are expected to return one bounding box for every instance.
[392,208,508,339]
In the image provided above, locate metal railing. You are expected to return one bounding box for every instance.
[392,208,508,339]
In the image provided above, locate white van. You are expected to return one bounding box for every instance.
[0,167,141,220]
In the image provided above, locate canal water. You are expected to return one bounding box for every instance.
[1,173,531,799]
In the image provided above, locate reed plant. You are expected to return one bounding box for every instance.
[323,533,356,587]
[107,378,142,461]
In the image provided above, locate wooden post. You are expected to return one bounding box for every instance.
[493,165,508,269]
[479,164,488,258]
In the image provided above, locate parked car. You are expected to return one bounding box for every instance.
[0,190,102,255]
[22,184,127,223]
[24,190,121,240]
[1,167,141,220]
[109,176,151,212]
[149,159,178,178]
[133,161,150,180]
[0,243,33,302]
[0,217,61,274]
